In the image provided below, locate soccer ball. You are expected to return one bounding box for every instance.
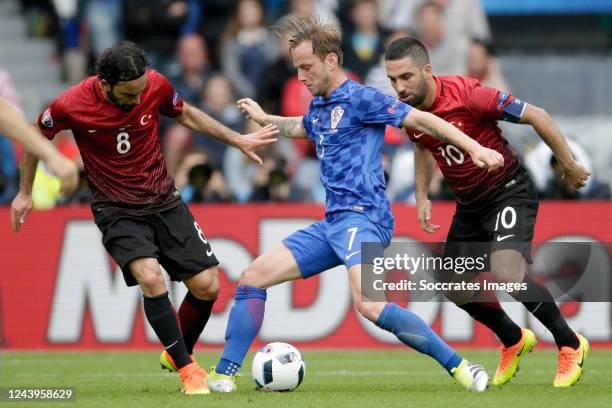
[251,342,305,391]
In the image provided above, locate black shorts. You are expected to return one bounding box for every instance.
[94,203,219,286]
[445,166,539,264]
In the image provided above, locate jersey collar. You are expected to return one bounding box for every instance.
[93,78,103,102]
[428,76,445,111]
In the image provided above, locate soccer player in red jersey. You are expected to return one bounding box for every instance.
[384,37,591,388]
[9,42,278,395]
[0,97,78,196]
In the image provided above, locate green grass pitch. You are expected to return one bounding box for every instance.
[1,349,611,407]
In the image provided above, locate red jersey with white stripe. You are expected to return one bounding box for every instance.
[37,69,184,215]
[405,76,525,206]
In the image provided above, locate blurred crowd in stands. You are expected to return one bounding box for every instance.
[0,0,609,208]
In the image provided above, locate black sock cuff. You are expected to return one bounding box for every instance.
[144,291,170,301]
[144,292,174,319]
[186,291,217,307]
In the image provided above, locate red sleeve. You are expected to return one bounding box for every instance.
[36,97,70,140]
[156,72,184,118]
[403,126,419,143]
[465,80,517,121]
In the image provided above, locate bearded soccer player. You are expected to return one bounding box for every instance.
[385,37,591,387]
[9,42,278,395]
[204,16,507,394]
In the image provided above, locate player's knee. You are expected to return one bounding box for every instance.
[239,265,266,288]
[189,267,220,300]
[131,261,165,295]
[491,267,524,285]
[355,301,382,322]
[491,259,524,284]
[491,250,526,284]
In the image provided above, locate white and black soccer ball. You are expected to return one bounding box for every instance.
[251,342,305,391]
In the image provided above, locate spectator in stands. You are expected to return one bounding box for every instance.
[275,0,340,29]
[164,73,244,176]
[365,30,414,97]
[200,0,234,68]
[224,120,297,202]
[543,154,610,200]
[49,0,85,82]
[411,0,491,44]
[0,68,21,204]
[258,34,296,115]
[82,0,123,59]
[178,151,234,203]
[123,0,201,75]
[221,0,278,98]
[168,33,214,106]
[415,1,469,75]
[248,156,304,202]
[0,137,18,205]
[467,39,510,92]
[341,0,388,81]
[263,0,287,24]
[376,0,415,32]
[525,138,594,198]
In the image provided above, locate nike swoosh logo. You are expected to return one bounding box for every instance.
[164,340,179,350]
[313,118,319,123]
[345,251,360,261]
[88,129,97,133]
[496,234,515,242]
[414,132,424,139]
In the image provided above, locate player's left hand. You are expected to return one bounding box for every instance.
[471,147,504,172]
[10,191,33,233]
[562,160,591,189]
[416,198,441,233]
[236,124,279,165]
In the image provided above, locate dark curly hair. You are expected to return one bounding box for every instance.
[95,41,150,86]
[384,37,430,68]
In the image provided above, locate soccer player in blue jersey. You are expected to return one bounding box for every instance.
[206,16,504,393]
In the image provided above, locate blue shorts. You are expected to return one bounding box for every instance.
[282,211,393,278]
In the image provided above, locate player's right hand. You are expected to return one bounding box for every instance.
[10,191,33,233]
[471,147,504,172]
[416,198,440,233]
[237,124,279,165]
[46,154,79,197]
[236,98,266,124]
[562,160,591,189]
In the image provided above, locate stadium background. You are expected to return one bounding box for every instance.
[0,0,611,352]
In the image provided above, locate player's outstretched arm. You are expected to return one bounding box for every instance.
[176,102,279,165]
[520,103,590,188]
[11,151,38,233]
[0,97,78,199]
[236,98,308,139]
[402,108,504,172]
[414,143,440,233]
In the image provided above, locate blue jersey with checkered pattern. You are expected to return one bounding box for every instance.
[302,79,411,229]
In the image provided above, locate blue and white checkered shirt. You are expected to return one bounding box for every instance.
[302,79,411,229]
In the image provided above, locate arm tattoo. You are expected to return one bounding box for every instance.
[430,128,451,144]
[262,116,304,138]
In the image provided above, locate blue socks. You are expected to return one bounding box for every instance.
[216,285,267,375]
[215,292,461,376]
[376,303,462,375]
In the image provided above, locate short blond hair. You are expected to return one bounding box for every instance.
[274,16,343,66]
